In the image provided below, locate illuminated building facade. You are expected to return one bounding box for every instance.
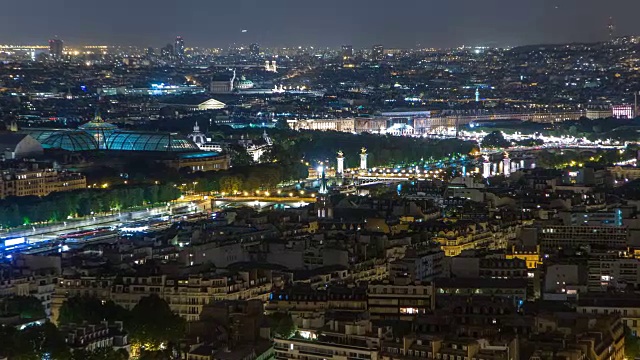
[612,105,634,119]
[175,36,185,60]
[372,44,384,61]
[0,168,86,199]
[367,280,435,321]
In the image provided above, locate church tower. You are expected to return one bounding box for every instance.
[316,166,333,219]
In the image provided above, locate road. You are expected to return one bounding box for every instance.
[1,205,177,244]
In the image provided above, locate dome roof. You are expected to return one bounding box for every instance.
[41,130,99,151]
[79,120,118,131]
[105,131,200,152]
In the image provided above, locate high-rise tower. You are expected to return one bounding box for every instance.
[372,45,384,61]
[49,38,64,60]
[175,36,185,60]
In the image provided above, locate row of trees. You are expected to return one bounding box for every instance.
[0,183,182,228]
[265,130,478,168]
[470,117,640,143]
[534,148,633,169]
[480,130,545,149]
[193,162,309,194]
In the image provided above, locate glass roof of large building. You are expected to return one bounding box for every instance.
[78,113,119,131]
[40,130,99,151]
[105,131,200,152]
[21,128,64,142]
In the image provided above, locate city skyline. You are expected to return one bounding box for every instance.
[1,0,640,48]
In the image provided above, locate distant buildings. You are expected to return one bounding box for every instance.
[161,43,174,60]
[175,36,185,60]
[250,43,260,56]
[49,39,63,60]
[341,45,354,61]
[612,105,634,119]
[372,44,384,61]
[210,71,236,93]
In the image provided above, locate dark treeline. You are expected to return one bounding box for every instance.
[0,183,181,228]
[469,117,640,142]
[189,162,310,194]
[0,294,183,360]
[265,130,478,168]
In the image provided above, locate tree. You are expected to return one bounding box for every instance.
[57,296,129,326]
[228,144,254,166]
[0,296,46,320]
[72,348,130,360]
[267,312,296,339]
[275,118,289,130]
[0,322,69,360]
[626,326,640,359]
[481,131,511,149]
[219,176,243,194]
[127,295,185,352]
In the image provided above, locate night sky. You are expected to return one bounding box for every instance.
[1,0,639,48]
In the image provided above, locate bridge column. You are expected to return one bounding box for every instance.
[483,156,491,178]
[492,162,498,175]
[503,152,510,177]
[337,151,345,176]
[360,148,368,170]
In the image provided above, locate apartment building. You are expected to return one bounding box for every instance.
[0,168,86,198]
[367,279,435,321]
[388,248,445,282]
[59,321,130,353]
[52,270,273,322]
[586,252,640,292]
[435,278,527,302]
[577,295,640,337]
[274,320,381,360]
[381,334,517,360]
[449,258,527,279]
[266,285,367,328]
[432,222,496,257]
[531,313,624,360]
[529,225,628,250]
[0,274,57,318]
